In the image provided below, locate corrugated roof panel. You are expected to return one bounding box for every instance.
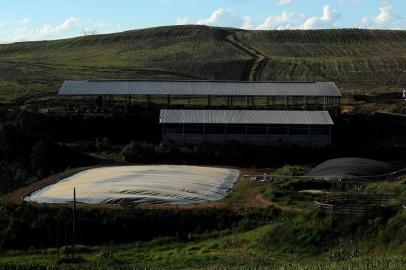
[160,110,334,125]
[59,80,342,97]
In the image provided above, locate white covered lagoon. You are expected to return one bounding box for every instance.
[24,165,240,205]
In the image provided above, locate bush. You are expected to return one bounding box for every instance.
[95,137,112,152]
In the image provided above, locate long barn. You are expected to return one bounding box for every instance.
[58,79,341,146]
[160,110,334,146]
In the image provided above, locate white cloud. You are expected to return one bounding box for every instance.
[339,0,362,5]
[301,5,341,29]
[0,22,6,28]
[3,17,78,43]
[191,5,342,30]
[242,16,254,29]
[196,8,244,28]
[256,11,302,30]
[0,17,128,44]
[176,17,189,25]
[360,5,405,29]
[277,0,293,6]
[19,18,30,24]
[350,0,362,4]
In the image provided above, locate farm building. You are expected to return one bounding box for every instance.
[58,80,341,114]
[57,79,341,146]
[160,110,333,146]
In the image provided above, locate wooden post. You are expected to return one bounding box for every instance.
[56,217,60,258]
[64,225,68,257]
[72,187,76,259]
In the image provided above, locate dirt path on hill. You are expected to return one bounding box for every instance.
[225,33,270,81]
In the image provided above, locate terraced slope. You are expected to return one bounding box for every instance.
[234,29,406,93]
[1,25,406,104]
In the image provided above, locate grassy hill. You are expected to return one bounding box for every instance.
[1,25,406,105]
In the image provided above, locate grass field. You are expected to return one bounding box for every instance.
[1,224,405,270]
[1,26,406,106]
[1,168,405,269]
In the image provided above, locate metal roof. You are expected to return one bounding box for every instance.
[160,110,334,125]
[59,80,341,97]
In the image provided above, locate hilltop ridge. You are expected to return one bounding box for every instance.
[1,25,406,104]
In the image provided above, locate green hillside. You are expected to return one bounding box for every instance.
[1,25,406,105]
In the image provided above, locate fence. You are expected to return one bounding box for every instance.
[314,194,399,214]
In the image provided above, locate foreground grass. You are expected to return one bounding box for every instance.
[1,223,405,269]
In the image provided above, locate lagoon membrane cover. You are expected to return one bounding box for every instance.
[25,165,240,205]
[305,158,397,180]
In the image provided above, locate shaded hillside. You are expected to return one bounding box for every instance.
[1,25,406,104]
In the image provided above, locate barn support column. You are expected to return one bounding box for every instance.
[182,123,185,145]
[266,97,270,109]
[246,96,249,108]
[162,124,165,143]
[208,96,212,108]
[284,96,287,110]
[167,95,171,107]
[323,96,326,110]
[328,126,332,146]
[203,123,207,143]
[266,124,270,144]
[187,95,191,107]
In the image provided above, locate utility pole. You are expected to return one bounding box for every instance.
[56,216,60,258]
[72,187,76,259]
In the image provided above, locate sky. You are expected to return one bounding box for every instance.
[0,0,405,44]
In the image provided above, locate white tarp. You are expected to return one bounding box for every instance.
[24,165,240,205]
